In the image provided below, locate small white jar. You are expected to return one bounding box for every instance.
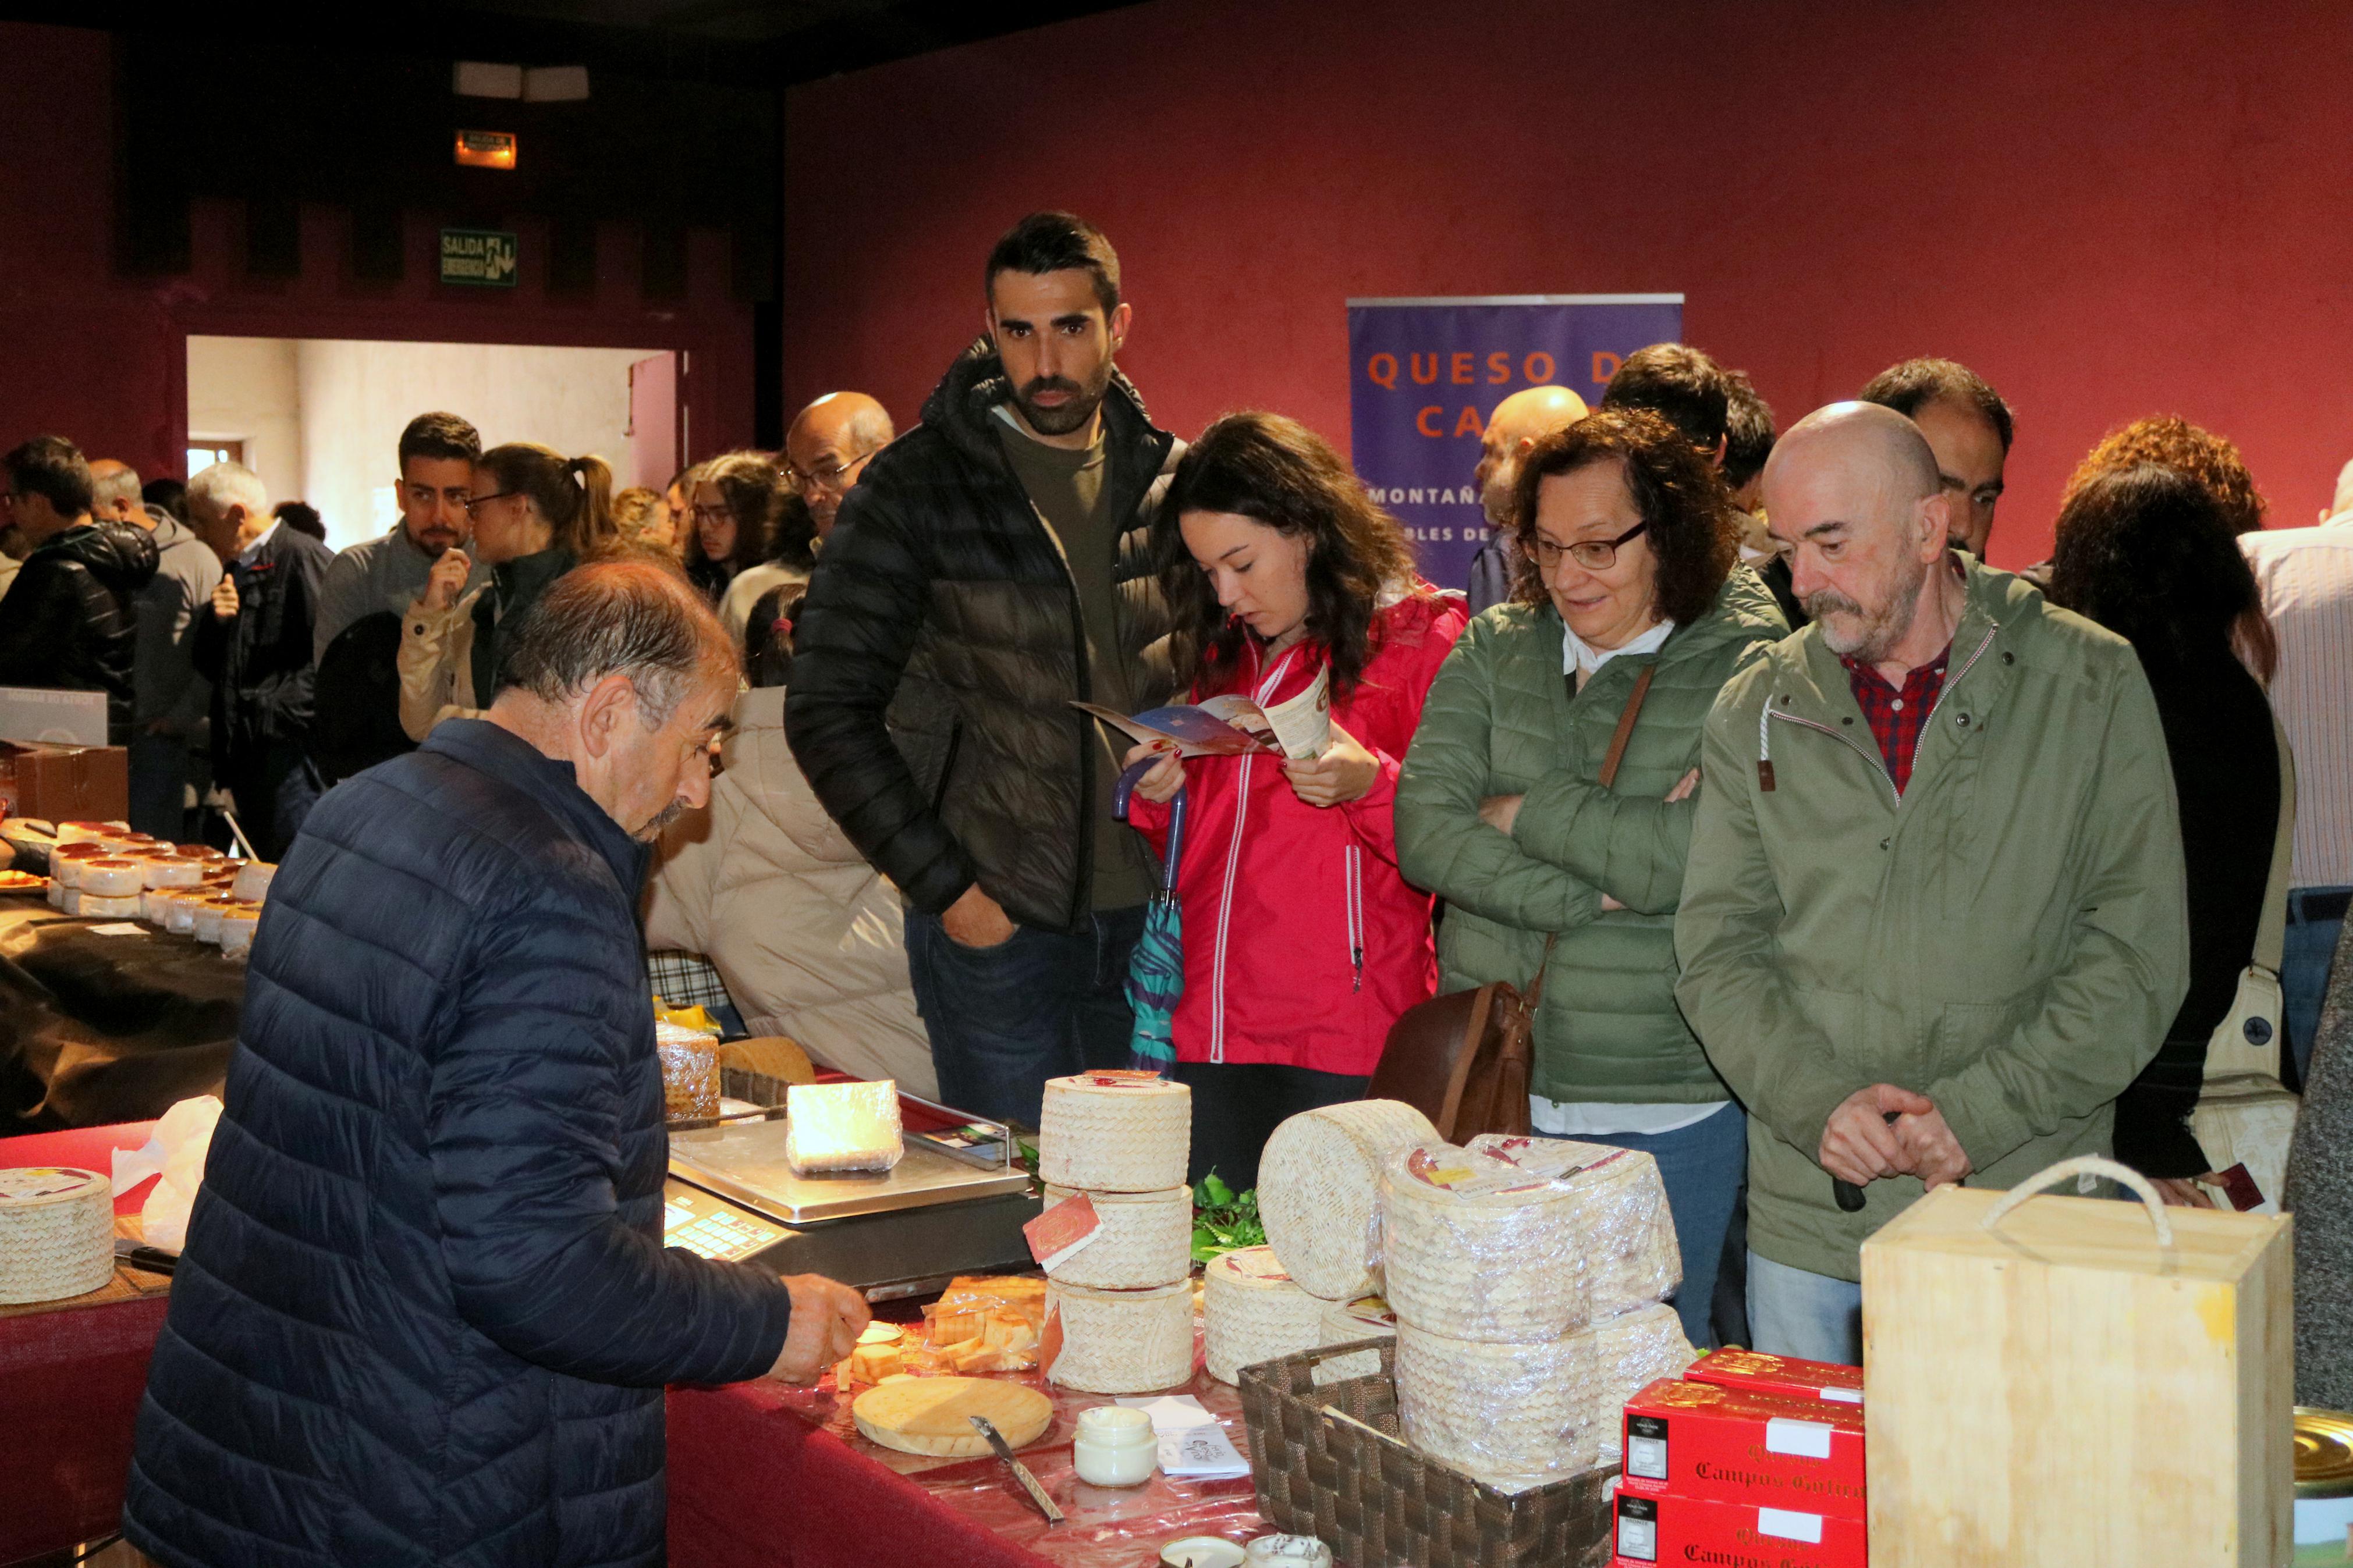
[1072,1405,1156,1488]
[1243,1537,1332,1567]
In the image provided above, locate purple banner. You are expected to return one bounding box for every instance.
[1348,296,1684,592]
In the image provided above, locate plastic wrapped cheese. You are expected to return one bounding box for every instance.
[1258,1098,1439,1300]
[1465,1133,1681,1314]
[191,895,239,944]
[78,858,144,897]
[1381,1142,1679,1342]
[0,1167,115,1305]
[1041,1183,1191,1289]
[1046,1278,1194,1394]
[1312,1292,1399,1386]
[1038,1072,1190,1192]
[1394,1303,1694,1491]
[785,1080,904,1174]
[1203,1246,1325,1384]
[655,1022,722,1121]
[165,892,203,935]
[51,844,109,887]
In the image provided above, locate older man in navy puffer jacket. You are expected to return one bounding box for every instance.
[124,561,869,1568]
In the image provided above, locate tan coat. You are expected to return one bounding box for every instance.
[643,684,935,1098]
[395,589,485,741]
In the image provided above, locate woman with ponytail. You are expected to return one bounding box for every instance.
[396,442,620,739]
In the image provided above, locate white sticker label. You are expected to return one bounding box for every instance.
[1615,1516,1657,1560]
[1626,1434,1668,1480]
[1765,1416,1834,1459]
[1758,1507,1825,1543]
[1820,1386,1864,1404]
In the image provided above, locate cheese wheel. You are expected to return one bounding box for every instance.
[1461,1134,1681,1315]
[79,892,143,919]
[218,906,261,958]
[851,1377,1053,1457]
[45,878,65,909]
[143,858,204,890]
[1046,1278,1194,1394]
[165,892,204,935]
[192,895,240,944]
[1038,1073,1190,1193]
[1394,1304,1693,1491]
[1312,1292,1398,1386]
[54,822,127,848]
[1041,1183,1191,1289]
[1380,1142,1677,1341]
[79,859,145,898]
[175,843,226,861]
[52,844,109,887]
[231,861,278,903]
[1203,1246,1325,1384]
[60,888,82,916]
[0,1167,115,1306]
[1258,1099,1439,1300]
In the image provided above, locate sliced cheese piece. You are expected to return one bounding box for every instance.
[1046,1278,1194,1395]
[1041,1182,1190,1289]
[1037,1072,1190,1192]
[851,1376,1053,1457]
[785,1079,904,1174]
[1393,1303,1693,1491]
[846,1342,903,1383]
[1258,1098,1439,1300]
[1203,1245,1325,1384]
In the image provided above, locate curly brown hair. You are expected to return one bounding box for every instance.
[1509,405,1739,625]
[1155,411,1420,698]
[2060,415,2265,535]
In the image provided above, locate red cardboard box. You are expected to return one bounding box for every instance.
[1685,1348,1865,1408]
[1620,1378,1867,1521]
[1612,1485,1868,1568]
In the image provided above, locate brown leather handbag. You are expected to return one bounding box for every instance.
[1367,664,1657,1142]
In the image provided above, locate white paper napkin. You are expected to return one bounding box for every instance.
[1115,1395,1251,1480]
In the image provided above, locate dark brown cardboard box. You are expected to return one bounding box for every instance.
[1,744,130,823]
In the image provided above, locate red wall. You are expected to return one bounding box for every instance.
[781,0,2353,570]
[0,23,755,497]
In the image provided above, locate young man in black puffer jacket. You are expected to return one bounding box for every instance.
[0,435,158,743]
[787,212,1181,1127]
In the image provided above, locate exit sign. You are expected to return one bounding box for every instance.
[439,228,518,288]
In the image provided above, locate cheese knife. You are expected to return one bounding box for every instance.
[969,1415,1064,1525]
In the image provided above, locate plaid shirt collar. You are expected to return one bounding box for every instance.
[1839,641,1953,794]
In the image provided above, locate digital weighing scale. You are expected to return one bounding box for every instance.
[665,1091,1044,1300]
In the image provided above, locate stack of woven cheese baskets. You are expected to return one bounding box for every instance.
[1378,1133,1697,1490]
[1212,1100,1440,1387]
[1035,1072,1195,1393]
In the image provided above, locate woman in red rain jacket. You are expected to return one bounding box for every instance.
[1125,411,1466,1189]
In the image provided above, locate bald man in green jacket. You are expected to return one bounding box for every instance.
[1675,403,2188,1364]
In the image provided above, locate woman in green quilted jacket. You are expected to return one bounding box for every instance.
[1396,406,1788,1347]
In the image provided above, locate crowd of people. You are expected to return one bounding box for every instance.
[2,208,2348,1562]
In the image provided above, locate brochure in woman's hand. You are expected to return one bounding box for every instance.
[1074,667,1332,762]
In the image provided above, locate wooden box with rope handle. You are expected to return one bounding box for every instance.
[1859,1155,2293,1566]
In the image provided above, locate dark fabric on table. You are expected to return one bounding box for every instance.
[125,719,795,1568]
[2287,913,2353,1407]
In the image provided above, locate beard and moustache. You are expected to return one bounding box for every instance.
[636,798,690,841]
[1009,363,1113,438]
[1806,550,1930,663]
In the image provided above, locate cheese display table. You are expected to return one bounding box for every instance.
[0,1120,171,1565]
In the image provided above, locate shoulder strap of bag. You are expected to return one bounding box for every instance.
[2255,714,2297,974]
[1525,664,1658,1002]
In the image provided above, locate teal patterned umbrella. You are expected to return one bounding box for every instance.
[1117,766,1188,1072]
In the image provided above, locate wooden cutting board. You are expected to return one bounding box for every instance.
[851,1376,1053,1457]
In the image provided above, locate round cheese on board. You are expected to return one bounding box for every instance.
[1258,1098,1439,1301]
[851,1376,1053,1457]
[1312,1292,1399,1386]
[1046,1277,1194,1394]
[1203,1246,1325,1384]
[0,1167,115,1306]
[79,892,143,919]
[231,861,277,904]
[143,856,205,890]
[1464,1133,1681,1315]
[51,844,109,887]
[78,859,144,898]
[1394,1303,1694,1488]
[219,906,261,959]
[1038,1073,1190,1193]
[192,895,240,944]
[1042,1183,1191,1289]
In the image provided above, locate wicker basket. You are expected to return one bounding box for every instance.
[1238,1338,1615,1568]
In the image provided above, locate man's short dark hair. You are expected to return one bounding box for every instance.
[143,477,186,522]
[274,500,326,541]
[499,558,737,723]
[1601,344,1730,453]
[1721,369,1776,492]
[3,435,95,518]
[985,211,1120,315]
[398,411,482,472]
[1858,358,2014,453]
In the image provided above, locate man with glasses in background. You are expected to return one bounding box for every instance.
[785,392,894,543]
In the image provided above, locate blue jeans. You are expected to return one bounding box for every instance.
[1567,1103,1747,1350]
[127,733,191,841]
[1747,1251,1863,1366]
[903,904,1144,1128]
[2284,886,2350,1085]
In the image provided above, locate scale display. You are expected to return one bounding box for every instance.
[662,1178,788,1261]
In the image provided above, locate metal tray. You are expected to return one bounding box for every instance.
[668,1115,1034,1225]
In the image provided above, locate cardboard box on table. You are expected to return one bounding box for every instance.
[0,743,127,823]
[1861,1155,2293,1567]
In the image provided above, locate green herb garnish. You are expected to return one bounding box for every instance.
[1190,1171,1265,1263]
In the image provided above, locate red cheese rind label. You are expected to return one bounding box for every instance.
[1022,1192,1102,1273]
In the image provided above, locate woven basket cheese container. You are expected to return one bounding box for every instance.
[1258,1098,1439,1301]
[1312,1292,1399,1386]
[1464,1133,1682,1314]
[1394,1304,1692,1491]
[1204,1246,1326,1384]
[1042,1183,1190,1289]
[0,1167,115,1306]
[1383,1142,1677,1342]
[1038,1073,1190,1193]
[1046,1278,1194,1394]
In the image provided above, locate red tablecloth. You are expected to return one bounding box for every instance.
[0,1121,165,1564]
